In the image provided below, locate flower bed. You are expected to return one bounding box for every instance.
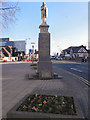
[17,94,76,115]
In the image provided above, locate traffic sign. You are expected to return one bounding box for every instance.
[29,49,32,53]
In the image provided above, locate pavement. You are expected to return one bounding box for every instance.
[52,59,88,64]
[1,61,89,119]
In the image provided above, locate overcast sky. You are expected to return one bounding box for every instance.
[1,1,88,55]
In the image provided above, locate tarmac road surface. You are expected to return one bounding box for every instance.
[52,60,89,87]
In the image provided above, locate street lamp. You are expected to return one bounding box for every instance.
[25,38,30,55]
[31,42,35,63]
[57,45,62,56]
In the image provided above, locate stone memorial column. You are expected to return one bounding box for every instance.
[38,2,52,79]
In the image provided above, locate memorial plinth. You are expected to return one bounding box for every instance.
[38,24,52,79]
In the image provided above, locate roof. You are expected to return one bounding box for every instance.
[68,46,81,53]
[63,45,87,53]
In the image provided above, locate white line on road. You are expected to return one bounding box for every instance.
[70,68,82,73]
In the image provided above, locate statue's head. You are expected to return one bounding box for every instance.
[43,2,45,6]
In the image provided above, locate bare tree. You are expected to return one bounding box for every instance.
[0,0,20,30]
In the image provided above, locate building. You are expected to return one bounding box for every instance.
[0,38,13,42]
[13,41,26,60]
[0,38,14,58]
[0,38,26,60]
[62,45,88,59]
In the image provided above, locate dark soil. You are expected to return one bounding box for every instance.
[31,64,37,66]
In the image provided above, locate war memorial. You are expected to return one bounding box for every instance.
[7,2,84,119]
[38,2,52,79]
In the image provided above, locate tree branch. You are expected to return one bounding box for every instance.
[0,1,20,31]
[0,7,16,10]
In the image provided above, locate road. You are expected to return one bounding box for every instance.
[1,60,88,81]
[52,60,89,86]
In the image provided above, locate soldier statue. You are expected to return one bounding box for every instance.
[41,2,48,24]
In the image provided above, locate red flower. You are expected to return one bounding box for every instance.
[35,108,38,112]
[32,106,36,110]
[48,97,50,99]
[23,105,27,109]
[32,106,38,112]
[43,100,47,104]
[38,96,41,98]
[31,100,34,103]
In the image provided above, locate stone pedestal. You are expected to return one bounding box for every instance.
[38,24,52,79]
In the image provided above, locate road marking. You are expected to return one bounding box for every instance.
[70,68,82,73]
[79,78,90,86]
[55,66,90,87]
[68,70,90,87]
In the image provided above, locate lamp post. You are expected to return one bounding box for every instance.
[25,38,30,60]
[57,45,62,56]
[31,42,35,63]
[26,38,30,55]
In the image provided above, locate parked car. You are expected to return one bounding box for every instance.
[56,56,62,60]
[27,58,38,62]
[3,57,12,62]
[27,59,32,61]
[34,58,38,61]
[50,56,55,60]
[3,60,7,62]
